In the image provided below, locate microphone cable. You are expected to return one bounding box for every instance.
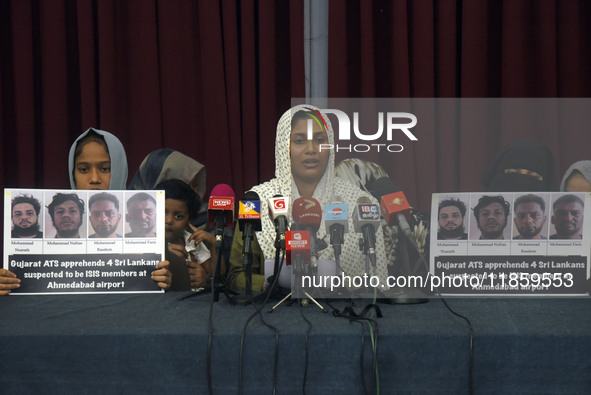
[368,287,380,395]
[408,234,474,395]
[177,236,227,395]
[252,300,280,395]
[324,298,381,395]
[328,253,381,393]
[238,249,286,395]
[356,320,368,395]
[297,304,313,395]
[373,181,473,394]
[206,248,224,395]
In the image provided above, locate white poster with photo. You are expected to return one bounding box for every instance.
[4,189,165,294]
[429,192,591,296]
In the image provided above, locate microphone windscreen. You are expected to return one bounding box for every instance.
[332,195,346,204]
[243,190,260,201]
[292,197,322,231]
[210,183,235,199]
[355,195,373,205]
[369,177,398,200]
[208,184,235,227]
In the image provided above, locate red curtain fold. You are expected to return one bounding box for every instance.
[0,0,305,200]
[328,0,591,212]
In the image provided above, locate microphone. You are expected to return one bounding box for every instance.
[286,230,311,297]
[368,178,429,305]
[238,191,262,294]
[208,184,235,249]
[370,177,416,248]
[325,198,348,262]
[352,196,380,269]
[292,197,325,270]
[286,230,311,268]
[268,195,290,251]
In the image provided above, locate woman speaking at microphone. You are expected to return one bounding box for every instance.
[227,105,388,292]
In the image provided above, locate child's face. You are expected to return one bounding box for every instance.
[164,198,190,243]
[74,141,111,190]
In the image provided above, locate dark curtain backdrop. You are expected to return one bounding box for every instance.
[1,0,591,216]
[0,0,304,198]
[329,0,591,212]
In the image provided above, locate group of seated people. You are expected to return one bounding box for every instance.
[0,105,392,295]
[2,106,591,295]
[2,127,218,294]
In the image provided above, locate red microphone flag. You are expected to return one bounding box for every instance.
[286,230,311,266]
[380,191,411,226]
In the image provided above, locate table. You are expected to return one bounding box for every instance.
[1,292,590,394]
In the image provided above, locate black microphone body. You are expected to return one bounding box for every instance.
[213,213,226,250]
[396,213,414,241]
[274,216,288,249]
[238,191,262,296]
[325,201,348,262]
[328,223,345,259]
[269,195,290,251]
[353,196,380,271]
[361,223,377,257]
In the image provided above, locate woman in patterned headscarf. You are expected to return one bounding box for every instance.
[128,149,207,199]
[227,105,388,292]
[128,148,208,228]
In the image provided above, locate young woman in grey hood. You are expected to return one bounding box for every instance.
[68,127,128,190]
[2,128,141,294]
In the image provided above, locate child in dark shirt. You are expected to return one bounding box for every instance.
[157,179,222,290]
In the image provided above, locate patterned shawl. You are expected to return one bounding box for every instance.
[250,105,389,279]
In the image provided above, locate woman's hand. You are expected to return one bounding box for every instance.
[0,269,20,296]
[168,243,189,260]
[151,261,172,290]
[186,261,209,288]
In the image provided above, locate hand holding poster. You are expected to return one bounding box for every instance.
[4,189,166,294]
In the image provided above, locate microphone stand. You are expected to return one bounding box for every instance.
[231,222,259,306]
[270,230,285,288]
[388,232,428,304]
[376,222,428,305]
[260,237,290,302]
[241,222,255,298]
[181,214,236,303]
[328,223,344,262]
[359,225,377,275]
[268,253,327,313]
[212,225,236,303]
[269,227,326,313]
